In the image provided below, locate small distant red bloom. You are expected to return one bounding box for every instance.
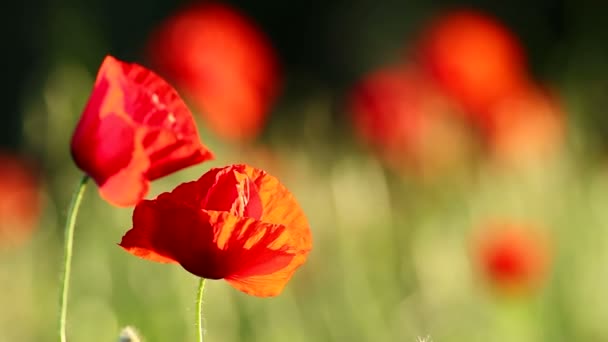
[71,55,214,207]
[415,9,528,125]
[148,3,280,141]
[349,64,474,177]
[0,152,42,248]
[473,222,551,292]
[119,164,312,297]
[349,66,425,152]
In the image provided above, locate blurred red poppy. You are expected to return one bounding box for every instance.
[415,9,528,126]
[0,152,42,248]
[71,55,214,207]
[119,164,312,297]
[473,222,551,293]
[483,85,565,166]
[349,64,476,177]
[148,2,280,142]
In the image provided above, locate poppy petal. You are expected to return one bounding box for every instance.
[71,55,213,207]
[226,248,308,297]
[243,166,312,251]
[116,58,214,180]
[201,166,262,218]
[119,199,179,264]
[176,211,296,283]
[225,258,304,297]
[169,165,263,218]
[71,77,136,187]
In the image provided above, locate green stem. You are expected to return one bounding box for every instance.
[196,278,207,342]
[58,175,89,342]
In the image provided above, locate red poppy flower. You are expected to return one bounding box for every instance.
[0,152,43,248]
[71,55,214,207]
[119,164,312,297]
[148,3,280,142]
[473,222,551,293]
[415,9,528,125]
[349,64,475,177]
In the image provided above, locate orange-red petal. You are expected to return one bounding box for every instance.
[244,166,312,250]
[119,198,180,264]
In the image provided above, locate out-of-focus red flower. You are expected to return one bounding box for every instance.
[119,164,312,297]
[0,153,42,248]
[473,222,551,293]
[148,3,280,142]
[415,9,528,126]
[349,64,475,177]
[71,55,214,207]
[484,85,565,166]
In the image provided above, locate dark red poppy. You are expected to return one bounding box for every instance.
[119,164,312,297]
[415,9,528,126]
[348,64,475,177]
[147,2,280,142]
[71,55,214,207]
[473,222,551,293]
[0,152,43,248]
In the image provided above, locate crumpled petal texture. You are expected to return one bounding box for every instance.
[71,55,214,207]
[120,164,312,297]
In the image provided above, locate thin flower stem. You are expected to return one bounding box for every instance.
[196,278,207,342]
[58,175,90,342]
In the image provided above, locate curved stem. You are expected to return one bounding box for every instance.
[58,175,89,342]
[196,278,207,342]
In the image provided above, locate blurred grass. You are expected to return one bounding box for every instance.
[4,54,608,342]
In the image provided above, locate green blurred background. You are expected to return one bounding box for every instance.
[3,0,608,341]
